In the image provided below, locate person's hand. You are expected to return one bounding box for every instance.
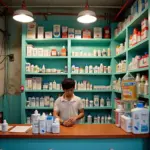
[68,116,77,124]
[63,120,73,127]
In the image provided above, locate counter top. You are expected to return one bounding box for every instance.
[0,124,149,139]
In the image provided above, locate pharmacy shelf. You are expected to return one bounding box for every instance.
[114,51,126,59]
[114,72,126,75]
[113,90,121,94]
[71,38,111,45]
[128,67,149,73]
[127,38,148,52]
[26,38,68,44]
[84,106,112,110]
[138,94,149,99]
[25,90,63,92]
[25,73,68,75]
[114,28,126,42]
[25,107,53,110]
[128,8,148,27]
[74,90,112,92]
[71,73,112,76]
[25,56,68,59]
[71,56,111,59]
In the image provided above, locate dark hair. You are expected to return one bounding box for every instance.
[61,78,75,90]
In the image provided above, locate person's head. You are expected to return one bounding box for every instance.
[62,78,75,97]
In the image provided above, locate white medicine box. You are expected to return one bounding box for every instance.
[94,27,102,38]
[68,28,74,38]
[75,30,81,39]
[38,26,44,39]
[27,22,36,39]
[26,45,33,56]
[45,31,52,39]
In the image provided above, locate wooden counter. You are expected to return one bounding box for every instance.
[0,124,149,139]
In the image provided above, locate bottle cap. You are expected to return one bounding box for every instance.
[3,120,7,123]
[34,110,38,114]
[137,103,144,108]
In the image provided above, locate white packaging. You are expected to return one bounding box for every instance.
[75,30,81,39]
[2,120,8,132]
[40,97,44,107]
[68,28,74,38]
[89,65,93,73]
[44,96,50,107]
[32,48,38,56]
[27,22,36,39]
[32,110,40,134]
[85,98,89,107]
[144,80,148,95]
[94,95,99,107]
[50,97,54,107]
[49,82,53,90]
[38,48,44,56]
[101,116,104,124]
[52,80,57,90]
[87,114,92,124]
[93,27,102,38]
[85,65,89,73]
[46,116,53,132]
[89,101,93,107]
[45,31,52,39]
[52,118,60,134]
[26,63,31,72]
[32,77,37,90]
[43,49,49,56]
[38,26,44,39]
[100,97,104,106]
[35,97,40,107]
[36,77,42,90]
[26,45,33,56]
[62,26,68,38]
[39,116,46,134]
[27,117,31,124]
[53,25,60,38]
[131,103,149,134]
[121,115,132,132]
[115,105,124,127]
[97,116,100,123]
[26,78,33,89]
[98,50,101,56]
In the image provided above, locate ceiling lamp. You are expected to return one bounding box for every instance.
[13,1,34,23]
[77,0,97,24]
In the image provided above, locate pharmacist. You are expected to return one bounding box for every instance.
[53,78,84,127]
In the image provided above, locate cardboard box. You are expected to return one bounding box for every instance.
[26,45,33,56]
[36,77,42,90]
[53,25,60,38]
[32,48,38,56]
[38,48,44,56]
[68,28,74,38]
[27,22,36,39]
[62,26,68,38]
[82,29,91,39]
[45,31,52,39]
[75,30,81,39]
[94,27,102,38]
[37,26,44,39]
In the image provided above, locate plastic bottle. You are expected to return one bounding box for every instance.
[106,97,111,106]
[39,114,46,134]
[32,110,40,134]
[107,115,112,124]
[100,97,105,107]
[105,116,108,124]
[87,114,92,124]
[64,66,68,73]
[89,65,93,73]
[131,103,149,134]
[135,73,141,95]
[46,115,53,133]
[144,80,149,95]
[35,97,40,107]
[115,105,124,127]
[42,65,45,73]
[61,46,66,56]
[94,95,99,107]
[52,118,60,134]
[85,98,89,107]
[101,116,104,124]
[97,115,100,123]
[50,97,54,107]
[99,63,103,73]
[98,50,101,56]
[52,80,57,90]
[31,97,35,107]
[49,82,53,90]
[107,48,111,56]
[94,116,97,124]
[2,120,8,132]
[85,64,89,73]
[72,65,76,73]
[140,75,145,94]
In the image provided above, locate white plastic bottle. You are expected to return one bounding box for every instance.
[144,80,149,95]
[72,65,76,73]
[85,64,89,73]
[89,65,93,73]
[42,65,45,73]
[107,115,112,124]
[100,97,104,107]
[131,103,149,134]
[106,97,111,106]
[105,116,108,124]
[52,118,60,134]
[135,73,141,95]
[85,98,89,107]
[107,48,111,57]
[99,63,103,73]
[46,115,53,133]
[115,105,124,127]
[2,120,8,132]
[97,115,100,123]
[32,110,40,134]
[87,114,92,124]
[52,80,57,90]
[39,115,46,134]
[94,95,99,107]
[101,116,104,124]
[49,82,53,90]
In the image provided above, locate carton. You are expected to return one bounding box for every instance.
[26,45,33,56]
[53,25,60,38]
[68,28,74,38]
[82,29,91,39]
[75,30,81,39]
[94,27,102,38]
[62,26,68,38]
[45,31,52,39]
[36,77,42,90]
[38,48,44,56]
[37,26,44,39]
[27,22,36,39]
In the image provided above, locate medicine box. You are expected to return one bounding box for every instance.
[32,48,38,56]
[83,29,91,39]
[27,22,36,39]
[94,27,102,38]
[38,48,44,56]
[53,25,60,38]
[36,77,42,90]
[26,45,33,56]
[45,31,52,39]
[75,30,81,39]
[121,115,132,133]
[62,26,68,38]
[37,26,44,39]
[32,78,37,90]
[68,28,74,38]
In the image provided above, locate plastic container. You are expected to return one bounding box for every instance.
[32,110,40,134]
[121,72,137,101]
[39,114,46,134]
[87,114,92,124]
[115,105,124,127]
[121,115,132,132]
[131,103,149,134]
[52,118,60,134]
[2,120,8,132]
[46,115,53,133]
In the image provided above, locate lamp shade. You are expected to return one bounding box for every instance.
[77,10,97,24]
[13,9,34,23]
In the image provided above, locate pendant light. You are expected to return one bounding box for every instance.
[77,0,97,24]
[13,1,34,23]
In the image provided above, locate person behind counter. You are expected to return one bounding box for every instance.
[53,78,84,127]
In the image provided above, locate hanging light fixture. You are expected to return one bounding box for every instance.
[13,0,34,23]
[77,0,97,24]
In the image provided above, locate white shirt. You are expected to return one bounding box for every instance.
[54,95,83,122]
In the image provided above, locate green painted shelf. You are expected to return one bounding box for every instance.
[128,67,149,73]
[26,38,68,44]
[25,73,68,75]
[25,90,63,92]
[71,73,112,75]
[74,90,112,92]
[71,56,111,59]
[114,28,126,42]
[71,38,111,45]
[138,94,149,99]
[128,8,148,27]
[25,56,68,59]
[84,106,112,110]
[25,107,53,110]
[114,72,126,75]
[114,51,126,59]
[128,38,148,52]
